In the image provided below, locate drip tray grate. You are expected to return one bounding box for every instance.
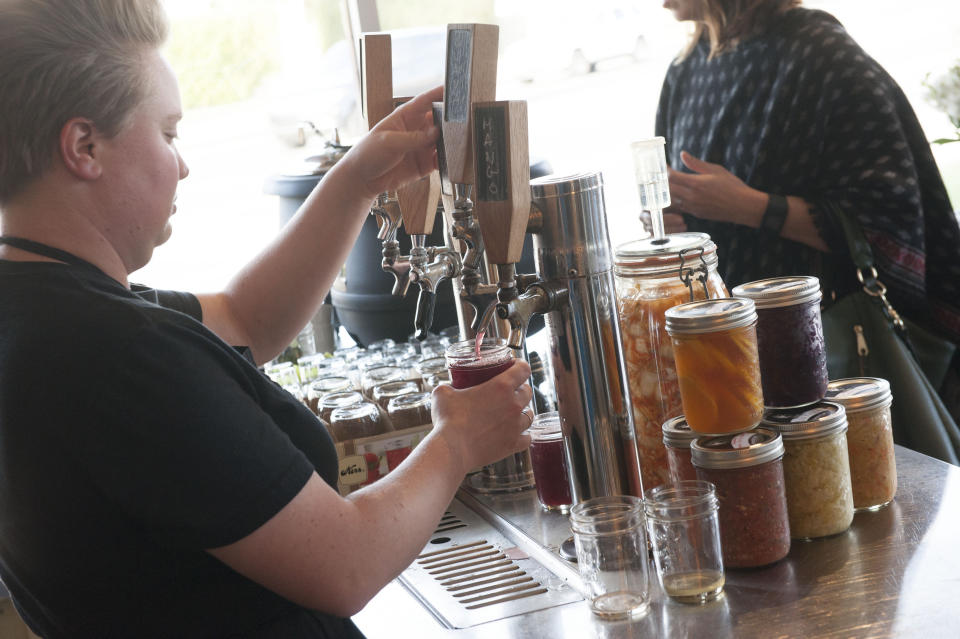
[398,501,581,629]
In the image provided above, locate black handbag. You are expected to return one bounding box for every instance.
[820,204,960,465]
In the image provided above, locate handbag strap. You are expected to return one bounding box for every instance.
[823,200,912,335]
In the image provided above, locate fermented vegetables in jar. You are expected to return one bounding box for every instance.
[731,276,827,408]
[661,416,699,484]
[762,402,854,539]
[825,378,896,511]
[665,298,763,435]
[691,428,790,568]
[614,233,727,490]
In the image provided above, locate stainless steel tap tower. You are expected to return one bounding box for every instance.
[359,25,641,501]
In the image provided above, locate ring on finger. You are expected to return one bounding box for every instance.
[521,407,534,428]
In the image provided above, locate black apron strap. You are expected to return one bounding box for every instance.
[0,236,107,276]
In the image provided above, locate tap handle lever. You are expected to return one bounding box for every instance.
[472,100,531,266]
[414,289,437,341]
[443,24,499,187]
[359,33,394,132]
[396,171,441,236]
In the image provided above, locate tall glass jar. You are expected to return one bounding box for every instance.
[731,276,827,408]
[691,428,791,568]
[661,416,699,484]
[825,378,896,511]
[614,233,727,491]
[761,402,854,539]
[527,412,573,512]
[665,298,763,435]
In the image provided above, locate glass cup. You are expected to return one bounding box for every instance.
[528,412,573,512]
[307,375,354,414]
[569,496,650,620]
[317,390,364,425]
[643,480,725,605]
[444,338,514,389]
[360,365,404,399]
[372,379,420,411]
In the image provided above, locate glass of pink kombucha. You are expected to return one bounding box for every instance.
[528,412,573,512]
[444,337,515,389]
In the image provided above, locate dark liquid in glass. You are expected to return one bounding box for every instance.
[530,437,572,509]
[449,358,513,389]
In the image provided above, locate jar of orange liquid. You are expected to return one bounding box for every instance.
[664,298,763,435]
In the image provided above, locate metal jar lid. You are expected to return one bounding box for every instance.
[691,427,785,469]
[761,401,848,440]
[665,297,757,335]
[731,276,822,309]
[825,378,893,413]
[614,232,718,277]
[662,415,698,448]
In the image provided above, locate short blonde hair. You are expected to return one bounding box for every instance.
[0,0,168,205]
[680,0,801,60]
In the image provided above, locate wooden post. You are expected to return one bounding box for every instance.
[472,100,530,265]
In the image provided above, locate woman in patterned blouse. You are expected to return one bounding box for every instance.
[655,0,960,425]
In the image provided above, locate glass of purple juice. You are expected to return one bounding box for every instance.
[445,337,515,389]
[528,412,573,512]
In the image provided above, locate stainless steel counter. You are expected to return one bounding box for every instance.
[353,446,960,638]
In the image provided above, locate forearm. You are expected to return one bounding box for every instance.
[340,431,466,604]
[221,160,374,363]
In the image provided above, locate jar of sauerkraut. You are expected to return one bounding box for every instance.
[614,233,727,490]
[665,298,763,435]
[825,378,896,511]
[762,402,854,539]
[731,276,827,408]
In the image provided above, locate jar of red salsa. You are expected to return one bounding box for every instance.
[661,416,699,484]
[731,276,827,408]
[691,428,790,568]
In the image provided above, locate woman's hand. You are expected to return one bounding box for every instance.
[338,86,443,201]
[430,360,534,474]
[668,151,766,227]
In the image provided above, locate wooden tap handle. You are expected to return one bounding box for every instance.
[396,172,441,236]
[472,100,530,265]
[360,33,393,131]
[442,23,499,186]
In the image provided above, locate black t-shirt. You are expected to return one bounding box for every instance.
[0,260,365,638]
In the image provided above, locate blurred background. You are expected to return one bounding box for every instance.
[140,0,960,293]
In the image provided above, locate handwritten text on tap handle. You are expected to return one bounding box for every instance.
[474,106,507,202]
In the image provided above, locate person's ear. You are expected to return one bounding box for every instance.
[59,117,103,181]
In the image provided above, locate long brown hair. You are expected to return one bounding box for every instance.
[680,0,802,60]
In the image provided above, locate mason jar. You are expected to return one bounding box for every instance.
[307,375,354,414]
[825,378,896,511]
[665,298,764,435]
[445,338,514,389]
[615,233,728,491]
[360,365,405,399]
[691,428,790,568]
[661,416,699,484]
[329,401,390,442]
[731,276,827,408]
[386,391,432,430]
[762,402,854,539]
[317,390,365,425]
[643,480,724,604]
[371,379,420,412]
[527,412,573,512]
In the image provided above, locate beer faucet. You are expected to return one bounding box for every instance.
[359,33,411,297]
